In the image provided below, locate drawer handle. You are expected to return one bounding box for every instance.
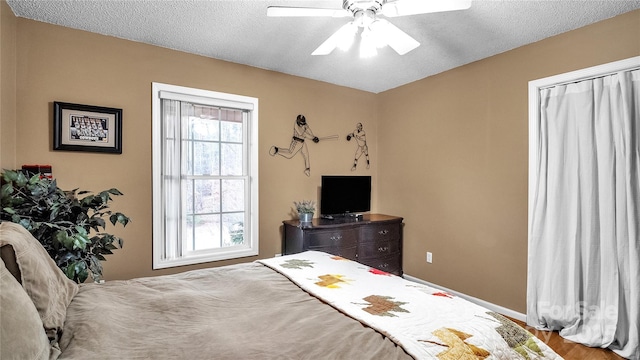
[378,246,389,252]
[330,235,342,241]
[380,263,389,268]
[378,230,389,235]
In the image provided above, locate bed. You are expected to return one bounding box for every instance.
[0,222,562,359]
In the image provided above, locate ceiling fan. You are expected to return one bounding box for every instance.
[267,0,472,57]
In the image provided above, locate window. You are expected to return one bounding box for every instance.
[152,82,259,269]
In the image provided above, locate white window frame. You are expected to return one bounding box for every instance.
[152,82,259,269]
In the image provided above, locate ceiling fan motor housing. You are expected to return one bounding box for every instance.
[344,0,384,14]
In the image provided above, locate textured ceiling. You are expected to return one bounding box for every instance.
[7,0,640,93]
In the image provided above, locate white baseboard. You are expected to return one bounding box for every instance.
[403,274,527,323]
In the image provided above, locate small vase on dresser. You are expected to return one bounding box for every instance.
[298,212,313,223]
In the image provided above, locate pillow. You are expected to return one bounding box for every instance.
[0,222,78,340]
[0,257,58,360]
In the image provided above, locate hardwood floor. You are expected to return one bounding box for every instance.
[509,318,625,360]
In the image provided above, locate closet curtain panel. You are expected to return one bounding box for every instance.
[527,69,640,359]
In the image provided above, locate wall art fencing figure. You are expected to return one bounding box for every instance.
[347,122,370,171]
[270,114,337,177]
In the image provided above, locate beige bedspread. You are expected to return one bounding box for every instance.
[58,262,412,359]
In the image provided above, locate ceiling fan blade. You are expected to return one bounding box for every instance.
[267,6,350,17]
[312,22,357,55]
[381,0,472,17]
[370,19,419,55]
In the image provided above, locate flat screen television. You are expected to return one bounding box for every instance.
[320,175,371,217]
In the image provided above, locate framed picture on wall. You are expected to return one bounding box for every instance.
[53,101,122,154]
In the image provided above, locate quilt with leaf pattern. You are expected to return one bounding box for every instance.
[259,251,563,360]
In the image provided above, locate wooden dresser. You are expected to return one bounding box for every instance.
[282,214,404,276]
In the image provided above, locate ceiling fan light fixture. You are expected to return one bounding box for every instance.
[337,22,358,51]
[353,8,376,28]
[359,29,378,58]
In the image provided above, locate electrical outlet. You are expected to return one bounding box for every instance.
[426,252,433,263]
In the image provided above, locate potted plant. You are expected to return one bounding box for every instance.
[0,169,130,283]
[294,200,315,223]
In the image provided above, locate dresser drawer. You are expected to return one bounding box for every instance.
[308,244,358,260]
[305,229,358,248]
[357,239,401,258]
[360,223,401,243]
[358,253,401,276]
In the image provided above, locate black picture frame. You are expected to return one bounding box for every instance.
[53,101,122,154]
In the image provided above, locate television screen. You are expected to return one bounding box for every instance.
[320,175,371,216]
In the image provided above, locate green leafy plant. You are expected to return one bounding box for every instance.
[0,169,130,283]
[294,200,316,214]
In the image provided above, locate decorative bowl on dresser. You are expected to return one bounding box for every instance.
[282,214,404,276]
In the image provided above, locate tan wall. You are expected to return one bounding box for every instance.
[377,10,640,313]
[13,18,378,279]
[1,0,17,169]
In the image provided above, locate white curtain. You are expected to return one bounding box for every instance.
[528,69,640,359]
[161,99,182,260]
